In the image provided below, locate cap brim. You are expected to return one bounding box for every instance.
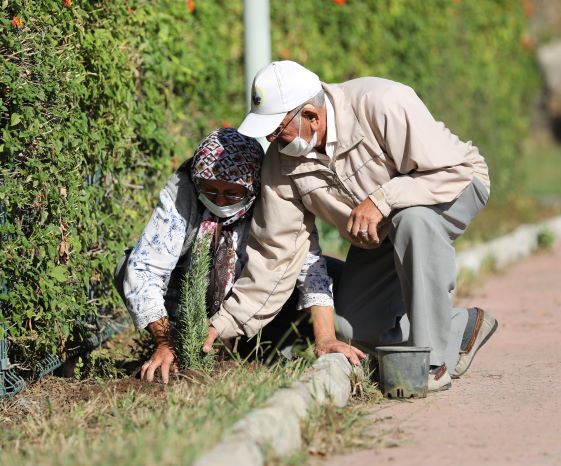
[238,111,287,138]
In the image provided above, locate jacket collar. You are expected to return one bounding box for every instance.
[322,83,364,156]
[278,83,365,176]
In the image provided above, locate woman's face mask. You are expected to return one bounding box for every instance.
[279,115,317,157]
[198,193,249,218]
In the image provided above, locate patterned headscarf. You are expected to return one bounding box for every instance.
[191,127,264,226]
[190,128,264,315]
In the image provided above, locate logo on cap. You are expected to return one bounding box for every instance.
[252,87,263,107]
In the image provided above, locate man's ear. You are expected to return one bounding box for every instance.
[302,104,320,131]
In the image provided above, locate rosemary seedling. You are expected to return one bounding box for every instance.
[176,235,215,372]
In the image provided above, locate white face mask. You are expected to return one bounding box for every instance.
[198,194,249,219]
[279,115,317,157]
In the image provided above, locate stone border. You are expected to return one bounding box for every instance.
[193,353,353,466]
[194,215,561,465]
[456,215,561,273]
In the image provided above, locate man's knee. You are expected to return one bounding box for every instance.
[391,206,441,243]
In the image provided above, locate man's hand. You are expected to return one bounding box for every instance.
[140,342,178,384]
[346,197,383,246]
[202,325,219,353]
[315,337,366,366]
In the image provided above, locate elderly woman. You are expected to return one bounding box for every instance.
[114,128,349,383]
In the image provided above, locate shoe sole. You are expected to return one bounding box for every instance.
[452,317,498,378]
[428,381,452,392]
[428,365,452,392]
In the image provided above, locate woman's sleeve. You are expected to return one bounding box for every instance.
[123,187,187,329]
[295,226,334,310]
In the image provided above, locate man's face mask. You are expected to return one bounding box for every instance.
[198,193,249,219]
[279,114,317,157]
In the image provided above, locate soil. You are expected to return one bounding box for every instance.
[323,240,561,466]
[0,322,243,432]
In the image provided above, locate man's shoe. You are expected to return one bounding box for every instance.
[452,307,498,378]
[428,364,452,392]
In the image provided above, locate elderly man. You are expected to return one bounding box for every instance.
[204,60,497,391]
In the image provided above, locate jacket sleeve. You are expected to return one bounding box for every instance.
[210,148,316,339]
[123,184,187,329]
[366,84,479,216]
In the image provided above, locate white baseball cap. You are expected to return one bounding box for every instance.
[238,61,322,138]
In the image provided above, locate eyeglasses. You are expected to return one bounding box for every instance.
[268,106,303,141]
[198,189,247,202]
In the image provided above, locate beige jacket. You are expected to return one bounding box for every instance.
[210,77,490,339]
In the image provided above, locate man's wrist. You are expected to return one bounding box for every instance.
[368,187,391,217]
[209,309,244,339]
[310,306,337,343]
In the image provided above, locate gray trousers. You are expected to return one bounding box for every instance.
[334,178,489,369]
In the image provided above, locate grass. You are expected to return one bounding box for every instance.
[0,337,384,466]
[274,358,384,465]
[456,255,498,298]
[317,218,350,259]
[519,140,561,200]
[0,360,306,466]
[459,140,561,247]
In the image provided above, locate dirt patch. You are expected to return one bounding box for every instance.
[0,330,247,434]
[1,376,157,428]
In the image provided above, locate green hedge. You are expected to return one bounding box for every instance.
[0,0,538,365]
[0,0,245,365]
[271,0,538,198]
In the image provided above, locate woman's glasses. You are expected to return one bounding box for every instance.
[198,189,247,202]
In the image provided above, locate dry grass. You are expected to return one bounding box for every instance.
[0,360,305,466]
[271,357,384,466]
[0,338,384,466]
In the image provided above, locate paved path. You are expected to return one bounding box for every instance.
[324,241,561,466]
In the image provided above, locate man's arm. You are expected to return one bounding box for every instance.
[209,147,315,340]
[346,197,384,247]
[365,84,486,215]
[345,83,488,247]
[310,305,365,366]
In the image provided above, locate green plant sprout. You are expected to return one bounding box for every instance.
[176,235,215,372]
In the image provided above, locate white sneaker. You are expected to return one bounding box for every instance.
[428,364,452,391]
[452,308,498,378]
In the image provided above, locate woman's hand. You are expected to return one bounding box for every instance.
[141,316,178,384]
[140,342,178,384]
[310,305,366,366]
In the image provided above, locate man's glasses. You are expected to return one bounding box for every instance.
[268,106,303,141]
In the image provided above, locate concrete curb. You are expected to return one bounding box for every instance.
[193,353,353,466]
[456,215,561,274]
[194,215,561,465]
